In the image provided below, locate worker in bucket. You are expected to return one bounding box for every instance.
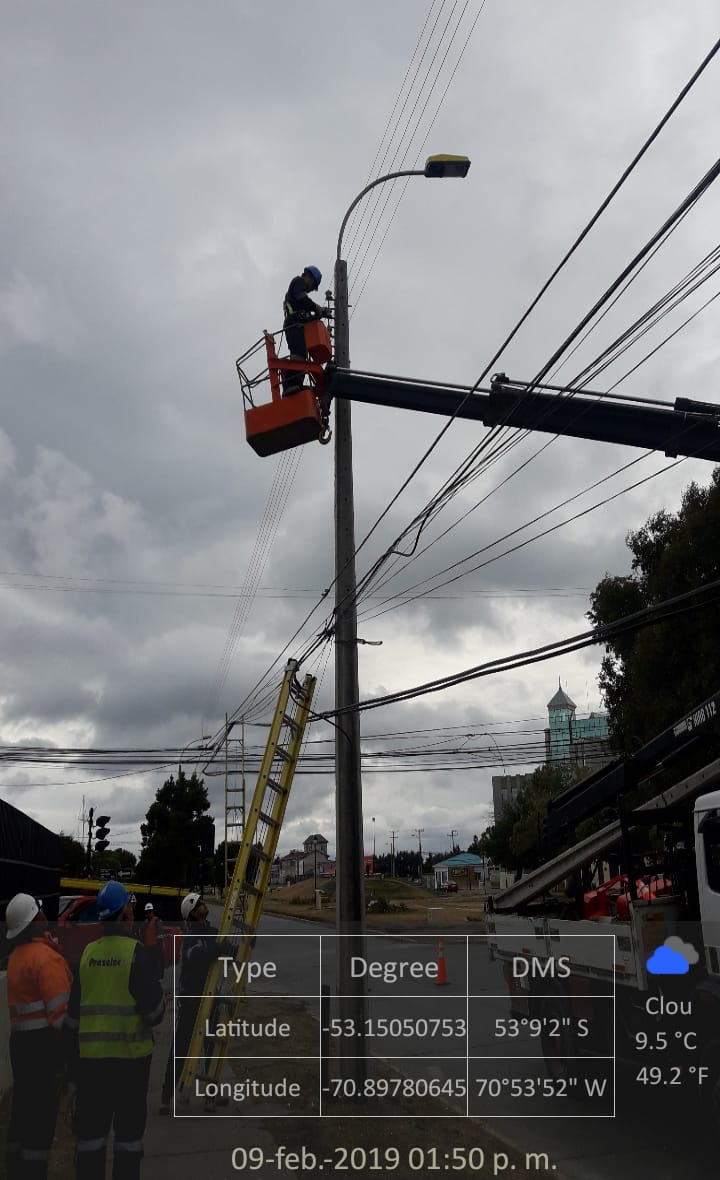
[4,893,72,1180]
[282,265,332,393]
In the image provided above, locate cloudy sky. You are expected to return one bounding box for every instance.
[2,1,720,864]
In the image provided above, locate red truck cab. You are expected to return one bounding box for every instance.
[57,895,181,972]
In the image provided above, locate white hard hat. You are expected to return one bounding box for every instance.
[181,892,201,920]
[144,902,154,912]
[6,893,40,940]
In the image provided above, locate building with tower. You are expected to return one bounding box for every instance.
[491,682,611,822]
[544,682,610,766]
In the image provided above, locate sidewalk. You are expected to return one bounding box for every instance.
[142,992,280,1180]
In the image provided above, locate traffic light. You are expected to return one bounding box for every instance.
[95,814,111,853]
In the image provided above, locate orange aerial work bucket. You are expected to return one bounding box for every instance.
[237,326,332,458]
[304,319,332,364]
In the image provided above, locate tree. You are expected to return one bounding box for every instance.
[474,763,585,874]
[588,468,720,751]
[92,848,137,878]
[213,840,241,890]
[136,769,213,886]
[509,764,583,869]
[59,833,86,876]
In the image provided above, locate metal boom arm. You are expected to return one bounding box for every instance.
[325,368,720,462]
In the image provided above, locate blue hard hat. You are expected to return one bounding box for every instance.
[305,265,322,289]
[97,879,131,920]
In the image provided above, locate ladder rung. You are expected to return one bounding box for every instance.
[244,884,262,898]
[274,746,293,762]
[266,778,287,795]
[282,713,301,733]
[258,811,279,829]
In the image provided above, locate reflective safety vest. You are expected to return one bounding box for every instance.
[7,933,72,1034]
[78,935,153,1059]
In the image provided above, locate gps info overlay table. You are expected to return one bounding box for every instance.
[173,933,615,1118]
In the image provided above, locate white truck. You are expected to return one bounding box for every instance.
[485,690,720,1125]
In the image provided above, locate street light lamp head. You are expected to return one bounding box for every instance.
[423,154,471,178]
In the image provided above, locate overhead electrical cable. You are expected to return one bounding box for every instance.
[350,0,488,309]
[201,444,304,729]
[348,164,720,621]
[359,457,684,623]
[332,39,720,617]
[348,0,479,286]
[325,576,720,718]
[343,0,447,261]
[356,233,720,617]
[214,38,720,743]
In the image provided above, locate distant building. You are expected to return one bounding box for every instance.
[303,833,331,878]
[277,849,304,884]
[544,683,611,767]
[432,852,488,890]
[270,835,332,885]
[491,683,612,822]
[491,772,533,823]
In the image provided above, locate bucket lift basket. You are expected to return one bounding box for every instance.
[237,323,332,458]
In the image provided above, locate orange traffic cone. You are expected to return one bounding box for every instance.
[435,937,450,986]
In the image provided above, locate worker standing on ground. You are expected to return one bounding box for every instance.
[159,892,229,1114]
[282,265,331,393]
[65,880,164,1180]
[5,893,72,1180]
[141,902,163,981]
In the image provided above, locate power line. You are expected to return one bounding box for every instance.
[324,575,720,719]
[333,40,720,630]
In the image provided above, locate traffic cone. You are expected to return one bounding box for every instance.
[435,937,450,986]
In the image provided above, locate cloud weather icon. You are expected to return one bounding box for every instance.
[646,936,699,975]
[646,946,689,975]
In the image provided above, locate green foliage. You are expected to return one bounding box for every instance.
[588,467,720,751]
[92,848,137,876]
[59,833,86,876]
[136,768,212,886]
[510,764,584,868]
[473,807,521,872]
[213,840,241,890]
[477,764,586,873]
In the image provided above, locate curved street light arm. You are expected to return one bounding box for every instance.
[336,169,424,262]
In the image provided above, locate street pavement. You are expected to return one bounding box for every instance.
[139,911,714,1180]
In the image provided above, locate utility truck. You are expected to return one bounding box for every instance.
[485,689,720,1125]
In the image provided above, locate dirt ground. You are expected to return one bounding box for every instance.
[264,876,489,929]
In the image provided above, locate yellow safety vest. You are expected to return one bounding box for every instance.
[78,935,153,1059]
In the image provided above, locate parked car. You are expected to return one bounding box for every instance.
[438,880,458,893]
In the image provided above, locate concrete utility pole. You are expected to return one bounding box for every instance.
[333,252,367,1085]
[333,156,471,1084]
[413,828,425,875]
[448,829,458,853]
[390,830,398,878]
[85,806,94,878]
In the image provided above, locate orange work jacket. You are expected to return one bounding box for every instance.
[7,932,72,1033]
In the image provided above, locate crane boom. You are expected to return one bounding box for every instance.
[325,368,720,462]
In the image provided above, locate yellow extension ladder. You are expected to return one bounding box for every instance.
[176,658,316,1101]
